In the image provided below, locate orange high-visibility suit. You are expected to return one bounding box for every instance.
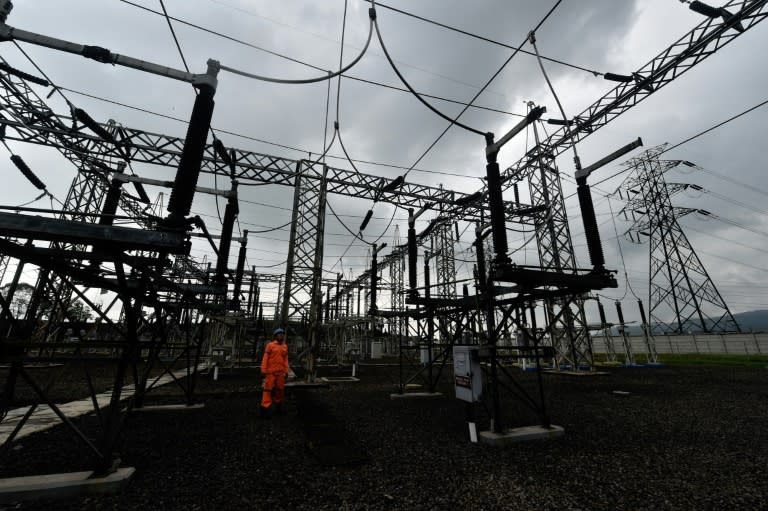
[260,339,289,409]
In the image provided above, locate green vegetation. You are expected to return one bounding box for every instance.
[659,353,768,367]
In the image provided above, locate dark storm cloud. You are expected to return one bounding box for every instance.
[1,0,766,317]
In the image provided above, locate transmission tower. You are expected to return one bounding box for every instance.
[617,145,740,334]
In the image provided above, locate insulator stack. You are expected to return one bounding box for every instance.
[0,62,49,86]
[638,299,648,325]
[598,301,607,326]
[73,108,115,142]
[689,1,720,18]
[359,209,373,231]
[603,72,633,83]
[11,155,46,190]
[133,182,151,204]
[576,180,605,270]
[167,85,216,222]
[615,301,626,326]
[213,138,232,166]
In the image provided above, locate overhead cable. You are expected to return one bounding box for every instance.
[372,9,486,136]
[661,97,768,155]
[565,96,768,198]
[364,0,605,78]
[219,5,375,84]
[119,0,525,118]
[398,0,565,178]
[158,0,190,72]
[529,32,580,165]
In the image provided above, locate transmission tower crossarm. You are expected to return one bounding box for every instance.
[0,113,527,220]
[499,0,768,187]
[0,22,217,87]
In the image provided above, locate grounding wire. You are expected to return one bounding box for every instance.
[373,12,485,136]
[607,196,639,301]
[158,0,190,72]
[529,33,580,167]
[397,0,565,179]
[365,0,604,78]
[662,97,768,155]
[119,0,325,72]
[13,191,48,208]
[696,249,768,273]
[695,166,768,198]
[683,223,768,257]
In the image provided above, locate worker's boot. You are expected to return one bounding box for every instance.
[259,406,270,419]
[275,402,285,416]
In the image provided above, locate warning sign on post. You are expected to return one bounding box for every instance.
[455,375,471,388]
[453,346,483,402]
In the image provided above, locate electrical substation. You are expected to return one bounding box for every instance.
[0,0,767,508]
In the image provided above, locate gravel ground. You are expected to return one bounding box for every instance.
[1,362,766,510]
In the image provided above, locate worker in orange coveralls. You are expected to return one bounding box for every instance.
[260,327,290,418]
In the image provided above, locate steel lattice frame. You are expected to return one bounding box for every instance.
[280,161,328,330]
[387,249,405,351]
[527,121,592,369]
[483,0,767,365]
[501,0,768,188]
[434,222,457,301]
[0,109,516,222]
[0,57,154,342]
[617,146,740,334]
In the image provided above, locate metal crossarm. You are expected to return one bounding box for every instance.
[501,0,768,186]
[0,112,520,221]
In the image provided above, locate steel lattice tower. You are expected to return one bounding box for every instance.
[434,222,457,301]
[617,145,740,333]
[0,57,144,340]
[280,160,328,329]
[388,227,405,337]
[524,118,592,369]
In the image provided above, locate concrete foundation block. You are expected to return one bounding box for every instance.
[389,392,443,400]
[132,403,205,412]
[0,467,135,503]
[544,370,611,377]
[479,425,565,446]
[285,380,329,388]
[320,377,360,383]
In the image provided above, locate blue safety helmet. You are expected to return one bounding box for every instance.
[273,327,285,335]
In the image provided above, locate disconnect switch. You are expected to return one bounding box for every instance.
[453,346,483,402]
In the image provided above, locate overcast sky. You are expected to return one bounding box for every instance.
[2,0,767,327]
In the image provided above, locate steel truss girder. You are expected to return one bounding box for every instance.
[0,56,147,223]
[432,222,457,301]
[525,132,592,369]
[501,0,768,187]
[0,113,519,222]
[0,55,154,344]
